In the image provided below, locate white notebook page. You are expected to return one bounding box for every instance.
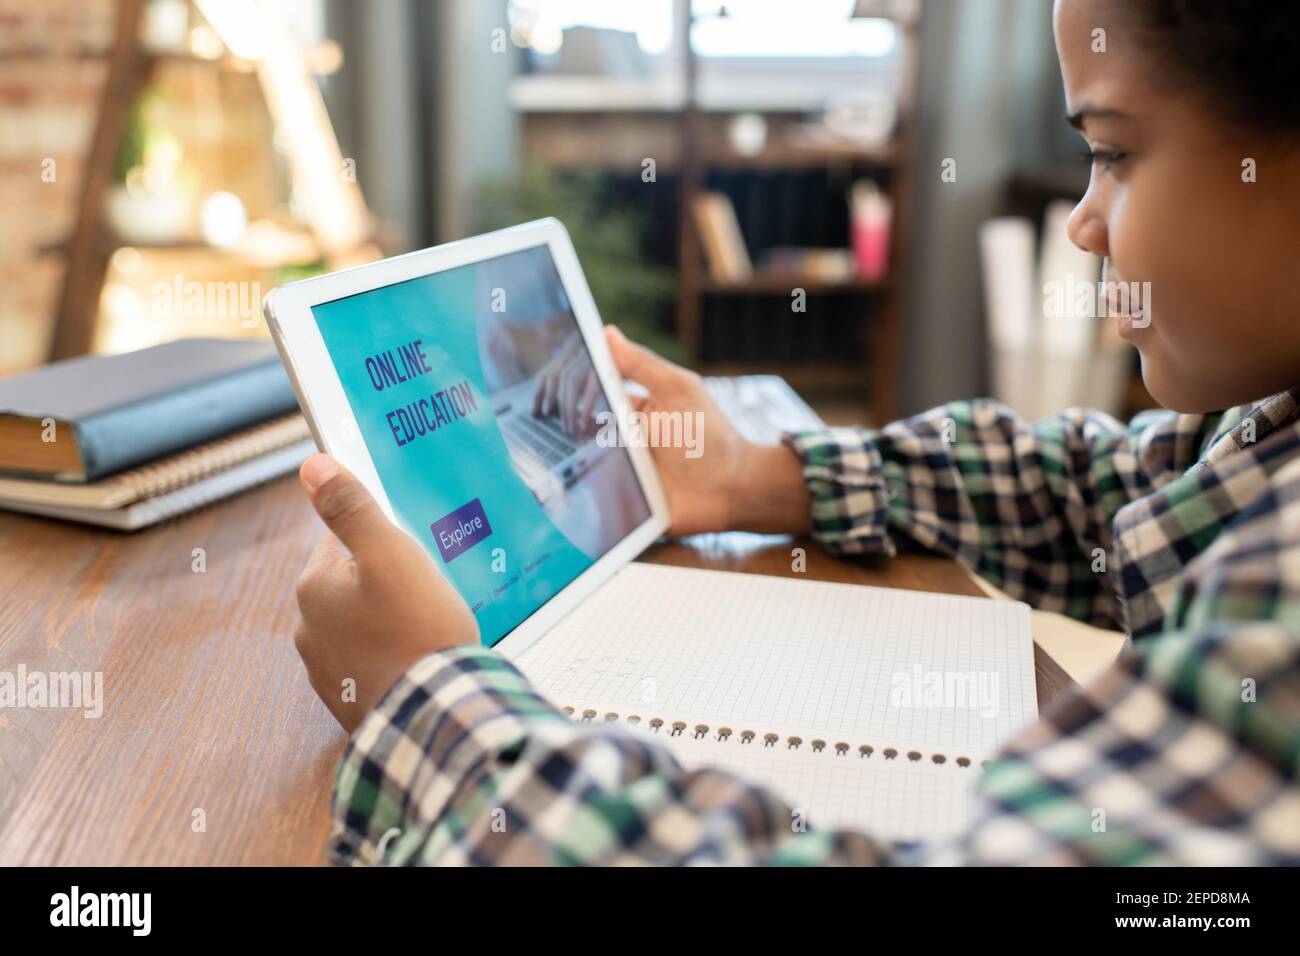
[515,562,1036,841]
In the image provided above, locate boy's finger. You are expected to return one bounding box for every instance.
[297,531,351,604]
[580,374,602,432]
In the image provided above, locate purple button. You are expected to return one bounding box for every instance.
[430,498,492,563]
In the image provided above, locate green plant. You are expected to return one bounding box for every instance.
[113,90,166,184]
[113,96,148,184]
[476,166,680,360]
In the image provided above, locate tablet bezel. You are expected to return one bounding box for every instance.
[263,218,671,660]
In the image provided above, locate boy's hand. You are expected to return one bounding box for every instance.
[604,326,811,537]
[294,454,478,733]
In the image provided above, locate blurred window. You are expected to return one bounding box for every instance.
[691,0,894,59]
[508,0,899,110]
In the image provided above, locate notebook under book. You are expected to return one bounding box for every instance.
[0,414,311,510]
[516,562,1037,843]
[0,413,313,530]
[0,440,314,530]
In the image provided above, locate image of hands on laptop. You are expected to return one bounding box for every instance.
[531,329,605,440]
[483,325,605,508]
[473,248,646,560]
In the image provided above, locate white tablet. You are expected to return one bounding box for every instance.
[263,218,670,658]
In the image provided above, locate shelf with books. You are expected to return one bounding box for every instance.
[675,5,923,425]
[511,4,923,423]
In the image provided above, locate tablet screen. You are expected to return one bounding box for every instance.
[311,244,651,646]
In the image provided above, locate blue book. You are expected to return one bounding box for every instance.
[0,338,299,481]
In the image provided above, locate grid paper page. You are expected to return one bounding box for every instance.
[515,563,1036,840]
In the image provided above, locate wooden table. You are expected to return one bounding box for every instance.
[0,476,1073,865]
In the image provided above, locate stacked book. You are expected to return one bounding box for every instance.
[691,191,753,284]
[0,338,314,530]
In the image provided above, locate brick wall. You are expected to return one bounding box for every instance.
[0,0,116,373]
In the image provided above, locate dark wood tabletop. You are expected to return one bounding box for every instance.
[0,475,1074,866]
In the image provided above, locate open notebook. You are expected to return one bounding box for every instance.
[516,562,1036,843]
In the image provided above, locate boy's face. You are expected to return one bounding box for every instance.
[1054,0,1300,412]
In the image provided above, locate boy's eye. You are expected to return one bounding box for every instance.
[1080,147,1128,172]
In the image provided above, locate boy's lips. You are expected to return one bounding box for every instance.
[1102,267,1146,335]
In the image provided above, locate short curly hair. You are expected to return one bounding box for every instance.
[1118,0,1300,133]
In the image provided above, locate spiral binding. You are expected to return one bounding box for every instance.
[135,440,312,523]
[561,705,986,770]
[119,414,310,500]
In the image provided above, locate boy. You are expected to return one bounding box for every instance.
[293,0,1300,864]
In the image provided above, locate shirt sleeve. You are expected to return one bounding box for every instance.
[330,644,894,865]
[785,400,1226,628]
[943,499,1300,864]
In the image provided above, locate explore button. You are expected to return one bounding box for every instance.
[430,498,492,563]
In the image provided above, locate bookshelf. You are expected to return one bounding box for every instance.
[676,0,924,424]
[512,0,924,424]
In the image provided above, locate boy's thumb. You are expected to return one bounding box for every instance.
[605,325,679,393]
[300,454,393,559]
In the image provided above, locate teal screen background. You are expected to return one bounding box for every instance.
[311,255,598,646]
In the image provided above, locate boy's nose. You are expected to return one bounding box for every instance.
[1066,191,1109,259]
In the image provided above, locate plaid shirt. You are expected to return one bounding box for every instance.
[331,388,1300,865]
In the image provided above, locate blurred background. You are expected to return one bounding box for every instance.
[0,0,1152,426]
